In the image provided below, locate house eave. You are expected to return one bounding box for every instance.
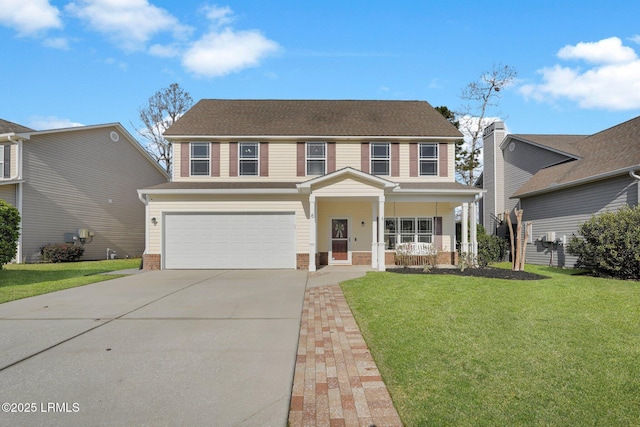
[138,188,300,196]
[500,135,582,160]
[164,135,462,142]
[513,165,640,199]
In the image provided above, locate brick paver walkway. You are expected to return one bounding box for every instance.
[288,285,403,426]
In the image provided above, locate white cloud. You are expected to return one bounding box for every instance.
[43,37,70,50]
[0,0,61,35]
[182,28,280,78]
[29,116,84,130]
[66,0,191,52]
[520,37,640,110]
[558,37,637,64]
[631,35,640,44]
[201,4,234,27]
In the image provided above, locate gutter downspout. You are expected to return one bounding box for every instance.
[137,192,150,265]
[629,170,640,205]
[8,136,23,263]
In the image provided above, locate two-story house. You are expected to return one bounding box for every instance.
[0,120,169,262]
[137,100,484,271]
[480,116,640,267]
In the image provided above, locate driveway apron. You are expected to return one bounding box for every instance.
[0,269,307,426]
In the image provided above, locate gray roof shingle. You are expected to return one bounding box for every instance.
[164,99,463,138]
[0,119,34,134]
[513,115,640,197]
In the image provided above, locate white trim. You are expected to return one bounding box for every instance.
[138,188,299,196]
[298,166,397,190]
[370,142,391,177]
[329,216,352,265]
[189,142,211,177]
[166,135,462,142]
[305,141,327,176]
[499,135,582,160]
[238,142,260,177]
[418,143,438,176]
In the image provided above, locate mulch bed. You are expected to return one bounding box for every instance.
[388,266,549,280]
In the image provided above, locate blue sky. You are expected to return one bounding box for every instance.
[2,0,640,139]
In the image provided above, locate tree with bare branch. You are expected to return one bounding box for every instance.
[456,63,518,185]
[135,83,193,174]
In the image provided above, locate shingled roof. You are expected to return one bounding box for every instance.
[513,115,640,197]
[508,134,586,158]
[0,118,34,134]
[164,99,463,138]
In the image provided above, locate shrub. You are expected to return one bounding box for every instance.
[40,243,85,263]
[567,205,640,280]
[0,199,20,269]
[477,229,509,268]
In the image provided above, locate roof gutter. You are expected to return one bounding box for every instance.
[514,165,640,198]
[164,135,462,142]
[138,188,300,196]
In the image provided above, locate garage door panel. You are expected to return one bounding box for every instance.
[164,213,295,269]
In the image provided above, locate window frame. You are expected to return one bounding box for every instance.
[384,216,434,249]
[419,143,438,176]
[190,142,210,176]
[238,142,259,176]
[306,142,326,176]
[370,142,390,176]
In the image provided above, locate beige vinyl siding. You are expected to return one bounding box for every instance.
[0,184,17,206]
[146,195,308,254]
[21,127,167,262]
[173,140,458,184]
[317,201,372,252]
[312,177,385,197]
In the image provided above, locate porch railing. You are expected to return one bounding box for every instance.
[394,242,437,266]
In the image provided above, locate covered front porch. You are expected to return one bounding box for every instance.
[297,168,482,272]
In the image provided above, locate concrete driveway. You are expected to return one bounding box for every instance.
[0,269,308,426]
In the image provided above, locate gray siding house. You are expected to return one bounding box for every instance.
[0,119,169,262]
[480,116,640,267]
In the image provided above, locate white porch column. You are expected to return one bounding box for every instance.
[309,195,317,272]
[470,201,478,260]
[462,203,469,254]
[377,196,385,271]
[371,202,378,269]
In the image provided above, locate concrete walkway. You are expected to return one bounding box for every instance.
[289,267,403,426]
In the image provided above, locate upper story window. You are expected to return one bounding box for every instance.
[306,142,326,175]
[370,143,390,176]
[190,142,210,176]
[239,142,259,176]
[419,143,438,176]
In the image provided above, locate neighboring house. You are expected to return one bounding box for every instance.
[0,120,169,262]
[480,116,640,267]
[138,99,484,271]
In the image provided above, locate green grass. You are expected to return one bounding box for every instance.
[0,258,141,304]
[341,263,640,426]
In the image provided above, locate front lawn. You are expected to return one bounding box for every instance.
[341,264,640,426]
[0,258,141,304]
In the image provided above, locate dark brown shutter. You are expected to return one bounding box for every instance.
[391,143,400,177]
[210,142,220,177]
[327,142,336,173]
[361,143,369,173]
[4,145,10,178]
[180,142,189,177]
[297,142,305,176]
[409,143,418,177]
[229,142,238,177]
[434,216,443,250]
[439,143,448,177]
[260,142,268,176]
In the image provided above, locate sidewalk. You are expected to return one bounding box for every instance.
[288,279,403,426]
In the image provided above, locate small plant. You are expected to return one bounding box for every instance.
[422,246,440,272]
[458,251,476,272]
[40,243,85,263]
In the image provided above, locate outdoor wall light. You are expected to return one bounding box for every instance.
[151,217,158,225]
[361,220,365,226]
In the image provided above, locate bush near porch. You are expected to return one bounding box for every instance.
[341,264,640,426]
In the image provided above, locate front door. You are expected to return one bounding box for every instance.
[330,218,350,264]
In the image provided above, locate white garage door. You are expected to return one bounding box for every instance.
[164,213,296,269]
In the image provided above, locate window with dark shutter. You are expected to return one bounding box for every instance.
[229,142,238,176]
[210,142,220,177]
[297,142,305,176]
[361,143,369,173]
[260,142,268,176]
